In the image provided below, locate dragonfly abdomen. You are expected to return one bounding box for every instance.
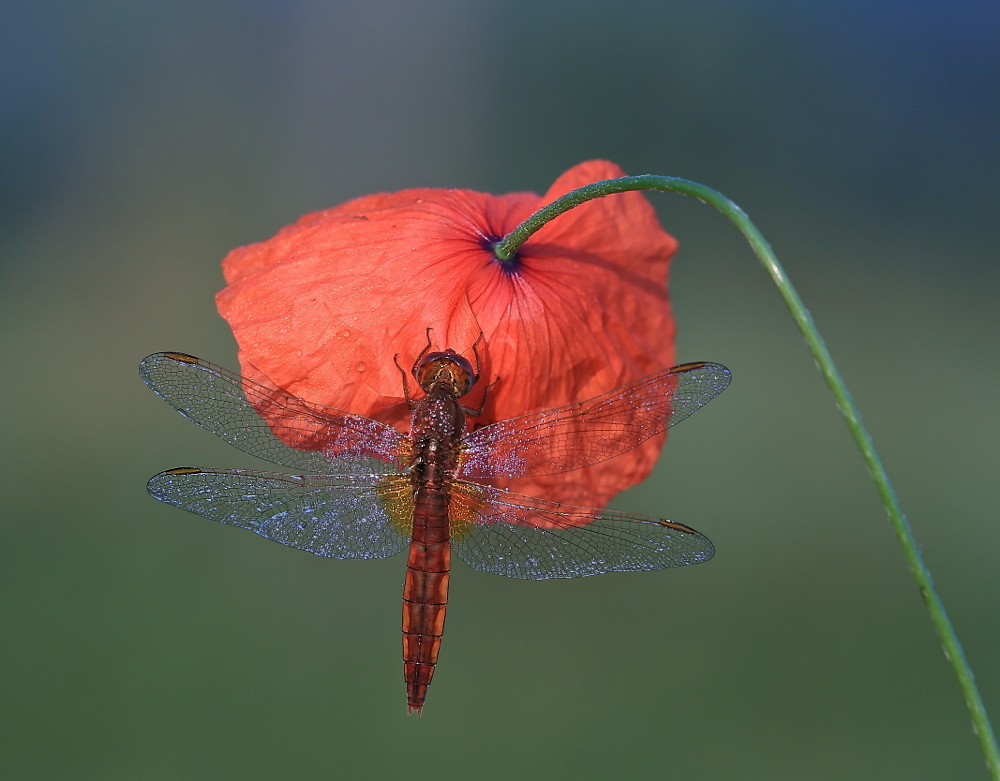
[402,486,452,715]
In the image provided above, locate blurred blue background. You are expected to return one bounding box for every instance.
[2,2,998,778]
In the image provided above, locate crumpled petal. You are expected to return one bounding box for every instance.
[217,160,676,509]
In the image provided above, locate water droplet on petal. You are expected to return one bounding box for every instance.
[355,362,366,372]
[341,329,351,338]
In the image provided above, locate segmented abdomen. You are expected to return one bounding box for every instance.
[402,486,451,715]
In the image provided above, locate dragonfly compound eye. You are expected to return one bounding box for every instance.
[415,350,476,396]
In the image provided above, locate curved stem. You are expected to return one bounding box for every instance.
[496,175,1000,779]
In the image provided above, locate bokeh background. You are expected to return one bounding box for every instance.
[2,2,998,779]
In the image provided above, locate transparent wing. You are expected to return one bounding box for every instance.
[147,467,411,559]
[460,362,731,479]
[449,482,714,580]
[140,352,408,472]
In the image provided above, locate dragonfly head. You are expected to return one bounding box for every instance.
[415,349,478,397]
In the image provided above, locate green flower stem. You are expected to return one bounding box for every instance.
[496,175,1000,779]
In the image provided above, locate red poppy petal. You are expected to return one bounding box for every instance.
[216,161,676,509]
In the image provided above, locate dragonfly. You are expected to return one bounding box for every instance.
[139,339,731,715]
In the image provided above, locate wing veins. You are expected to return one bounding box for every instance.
[461,362,730,478]
[140,352,407,473]
[450,482,714,580]
[147,466,410,559]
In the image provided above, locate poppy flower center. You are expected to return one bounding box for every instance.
[484,237,521,275]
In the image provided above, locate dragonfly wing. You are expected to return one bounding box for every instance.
[460,362,731,479]
[148,467,411,559]
[140,352,408,472]
[449,482,713,580]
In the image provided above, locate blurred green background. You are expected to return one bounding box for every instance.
[2,2,998,779]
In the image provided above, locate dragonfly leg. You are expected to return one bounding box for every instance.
[411,327,435,374]
[461,331,496,418]
[462,373,499,418]
[469,331,485,383]
[393,353,416,406]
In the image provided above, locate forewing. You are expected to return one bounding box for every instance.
[140,352,408,472]
[147,467,411,559]
[460,362,730,479]
[449,482,713,580]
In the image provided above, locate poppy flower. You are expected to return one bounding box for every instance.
[216,160,677,509]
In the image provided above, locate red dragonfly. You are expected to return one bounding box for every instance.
[139,342,730,714]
